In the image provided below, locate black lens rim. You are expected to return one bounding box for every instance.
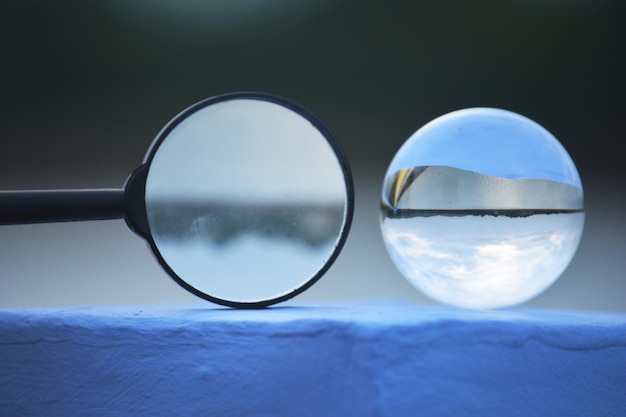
[140,91,354,309]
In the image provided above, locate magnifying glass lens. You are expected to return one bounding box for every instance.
[143,94,352,307]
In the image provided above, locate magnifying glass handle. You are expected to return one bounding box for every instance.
[0,189,125,225]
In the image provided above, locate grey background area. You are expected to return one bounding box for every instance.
[1,1,624,311]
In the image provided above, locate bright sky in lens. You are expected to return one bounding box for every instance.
[146,98,346,204]
[386,108,582,189]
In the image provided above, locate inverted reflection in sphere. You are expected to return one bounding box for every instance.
[380,108,584,309]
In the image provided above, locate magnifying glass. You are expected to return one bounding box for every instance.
[0,92,354,308]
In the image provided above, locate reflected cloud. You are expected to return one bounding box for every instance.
[381,213,584,309]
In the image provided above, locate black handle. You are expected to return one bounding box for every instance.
[0,189,125,225]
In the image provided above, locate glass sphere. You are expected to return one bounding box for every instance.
[380,108,584,309]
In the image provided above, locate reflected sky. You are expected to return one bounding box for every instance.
[386,108,582,189]
[157,234,336,303]
[146,98,346,204]
[381,212,585,309]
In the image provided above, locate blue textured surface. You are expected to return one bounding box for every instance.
[1,305,625,416]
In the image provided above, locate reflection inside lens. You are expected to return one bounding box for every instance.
[145,98,347,304]
[380,108,584,309]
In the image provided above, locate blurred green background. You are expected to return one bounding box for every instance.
[1,1,624,310]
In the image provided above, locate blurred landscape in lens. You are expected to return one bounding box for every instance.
[148,201,344,248]
[147,200,345,303]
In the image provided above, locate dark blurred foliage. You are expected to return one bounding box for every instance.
[1,0,624,188]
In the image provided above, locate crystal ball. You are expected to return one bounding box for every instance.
[380,108,584,309]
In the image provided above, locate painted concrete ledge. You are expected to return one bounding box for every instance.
[1,304,625,417]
